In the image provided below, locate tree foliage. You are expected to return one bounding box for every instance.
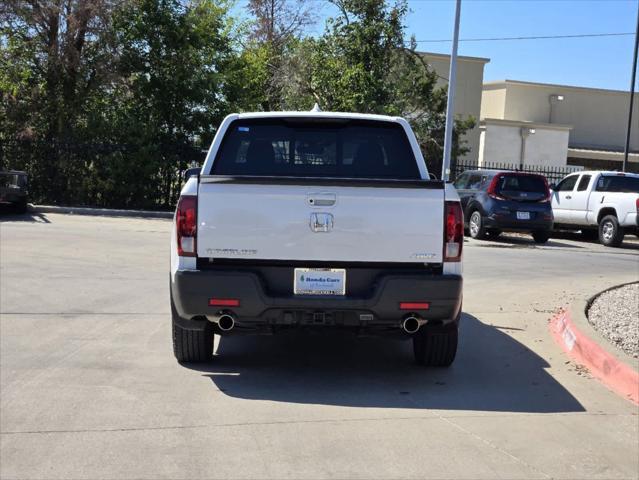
[1,0,474,208]
[241,0,316,110]
[277,0,474,172]
[1,0,242,207]
[106,0,240,206]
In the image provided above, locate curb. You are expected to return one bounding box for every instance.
[29,204,173,219]
[549,292,639,405]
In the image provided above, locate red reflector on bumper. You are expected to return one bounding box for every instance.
[399,302,430,310]
[208,298,240,307]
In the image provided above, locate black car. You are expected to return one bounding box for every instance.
[0,170,28,213]
[453,170,553,243]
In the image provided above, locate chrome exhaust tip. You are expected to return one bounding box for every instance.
[207,312,236,332]
[402,315,427,334]
[217,313,235,332]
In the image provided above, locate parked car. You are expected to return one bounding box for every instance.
[453,169,553,243]
[170,110,464,366]
[0,170,28,213]
[551,171,639,247]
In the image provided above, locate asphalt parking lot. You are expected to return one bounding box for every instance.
[1,212,638,479]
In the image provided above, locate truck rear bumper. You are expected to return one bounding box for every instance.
[483,214,553,232]
[171,267,462,330]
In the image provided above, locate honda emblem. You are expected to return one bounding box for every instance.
[310,212,334,233]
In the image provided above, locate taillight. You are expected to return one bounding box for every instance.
[444,201,463,262]
[176,196,197,257]
[486,174,505,200]
[208,298,240,307]
[539,177,551,203]
[400,302,430,310]
[636,198,639,212]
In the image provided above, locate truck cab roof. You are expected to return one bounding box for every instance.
[234,111,404,123]
[564,170,639,178]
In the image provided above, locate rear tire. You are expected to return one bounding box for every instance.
[532,230,550,244]
[171,296,214,363]
[413,322,459,367]
[468,211,486,239]
[598,215,624,247]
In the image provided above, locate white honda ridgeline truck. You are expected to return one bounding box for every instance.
[170,111,464,366]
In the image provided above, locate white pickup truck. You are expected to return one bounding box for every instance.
[170,111,464,366]
[551,171,639,247]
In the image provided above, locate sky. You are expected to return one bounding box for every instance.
[402,0,638,91]
[235,0,639,92]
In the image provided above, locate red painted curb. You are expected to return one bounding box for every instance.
[549,309,639,405]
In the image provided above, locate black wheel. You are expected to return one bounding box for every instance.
[486,229,501,239]
[468,210,486,239]
[532,230,550,244]
[598,215,624,247]
[413,322,459,367]
[171,296,214,362]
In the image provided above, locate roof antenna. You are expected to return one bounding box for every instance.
[311,102,322,112]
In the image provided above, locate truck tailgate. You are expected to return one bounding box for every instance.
[197,179,444,263]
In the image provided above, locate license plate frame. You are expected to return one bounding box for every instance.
[516,211,531,220]
[294,268,346,296]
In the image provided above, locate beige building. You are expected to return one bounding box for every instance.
[421,52,490,163]
[478,118,572,168]
[481,80,639,171]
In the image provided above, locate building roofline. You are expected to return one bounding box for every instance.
[481,117,572,131]
[419,51,490,64]
[568,147,639,163]
[483,79,635,95]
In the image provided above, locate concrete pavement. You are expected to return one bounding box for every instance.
[1,212,638,479]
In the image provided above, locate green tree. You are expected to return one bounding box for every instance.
[278,0,474,173]
[114,0,241,206]
[1,0,245,208]
[88,0,242,208]
[1,0,117,201]
[237,0,316,111]
[112,0,239,143]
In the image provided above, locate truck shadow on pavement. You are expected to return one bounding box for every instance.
[0,206,50,223]
[186,313,585,414]
[471,235,582,249]
[552,230,639,251]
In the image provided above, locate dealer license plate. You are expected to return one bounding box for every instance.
[516,211,531,220]
[294,268,346,295]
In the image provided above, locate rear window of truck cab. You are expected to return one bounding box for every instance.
[595,175,639,193]
[210,118,421,179]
